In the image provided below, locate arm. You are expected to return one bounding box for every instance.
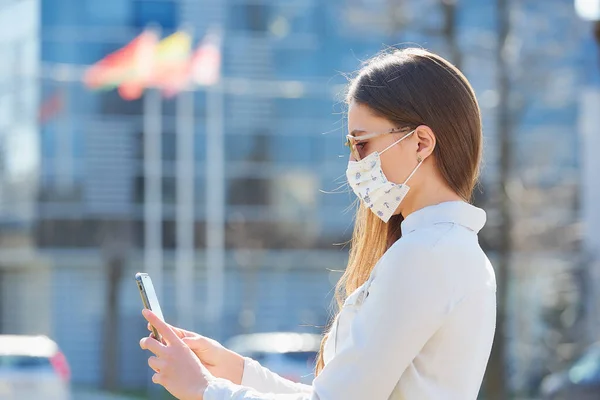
[204,241,453,400]
[240,357,312,394]
[205,378,312,400]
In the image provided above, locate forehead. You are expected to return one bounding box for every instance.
[347,102,395,136]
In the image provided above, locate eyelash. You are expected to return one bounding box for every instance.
[356,142,366,149]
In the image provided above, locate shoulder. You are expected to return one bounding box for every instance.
[374,222,490,294]
[383,222,457,263]
[388,222,485,265]
[372,224,455,290]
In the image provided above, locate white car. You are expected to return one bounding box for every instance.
[225,332,321,384]
[0,335,70,400]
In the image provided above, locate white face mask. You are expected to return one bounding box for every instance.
[345,130,423,223]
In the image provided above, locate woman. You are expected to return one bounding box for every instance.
[139,47,497,400]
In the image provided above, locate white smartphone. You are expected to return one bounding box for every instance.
[135,272,165,341]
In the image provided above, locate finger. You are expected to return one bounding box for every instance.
[178,328,199,338]
[148,322,166,334]
[174,327,192,339]
[142,309,181,345]
[182,336,211,351]
[140,337,167,357]
[148,356,165,372]
[166,323,184,339]
[147,330,168,346]
[150,320,189,340]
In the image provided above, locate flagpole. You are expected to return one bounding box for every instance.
[144,88,163,400]
[143,88,163,305]
[175,86,195,330]
[205,81,225,339]
[56,82,73,192]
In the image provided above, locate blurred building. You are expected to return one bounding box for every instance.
[0,0,47,335]
[580,1,600,383]
[17,0,356,389]
[0,0,597,394]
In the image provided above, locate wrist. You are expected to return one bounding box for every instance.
[228,350,245,385]
[197,373,215,400]
[221,348,244,385]
[196,384,207,400]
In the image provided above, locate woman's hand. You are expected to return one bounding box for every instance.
[146,319,245,384]
[140,309,213,400]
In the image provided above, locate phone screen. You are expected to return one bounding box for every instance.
[139,274,164,322]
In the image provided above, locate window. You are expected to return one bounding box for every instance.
[132,176,176,205]
[85,0,129,25]
[229,3,270,32]
[246,3,269,32]
[132,0,178,30]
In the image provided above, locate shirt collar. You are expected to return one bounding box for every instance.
[400,201,487,234]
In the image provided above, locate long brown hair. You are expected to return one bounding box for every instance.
[315,48,483,374]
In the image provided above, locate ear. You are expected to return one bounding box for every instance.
[414,125,436,161]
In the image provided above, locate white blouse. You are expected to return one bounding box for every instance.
[204,201,497,400]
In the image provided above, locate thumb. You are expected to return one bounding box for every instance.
[181,335,210,349]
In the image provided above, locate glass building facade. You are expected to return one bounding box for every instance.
[0,0,595,392]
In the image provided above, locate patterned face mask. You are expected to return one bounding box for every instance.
[345,130,422,222]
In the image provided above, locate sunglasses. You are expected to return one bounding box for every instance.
[344,127,412,161]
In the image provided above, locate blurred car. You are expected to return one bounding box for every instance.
[0,335,70,400]
[225,332,321,384]
[539,342,600,399]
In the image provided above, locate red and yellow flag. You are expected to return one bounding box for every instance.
[118,31,192,100]
[152,31,193,97]
[85,29,219,100]
[84,30,158,92]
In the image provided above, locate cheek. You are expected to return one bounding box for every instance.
[380,155,412,184]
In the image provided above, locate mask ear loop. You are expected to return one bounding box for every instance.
[379,129,416,155]
[402,157,424,185]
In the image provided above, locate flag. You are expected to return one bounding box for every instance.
[84,30,158,92]
[154,31,192,66]
[191,29,222,86]
[154,30,193,97]
[149,31,192,98]
[118,31,192,100]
